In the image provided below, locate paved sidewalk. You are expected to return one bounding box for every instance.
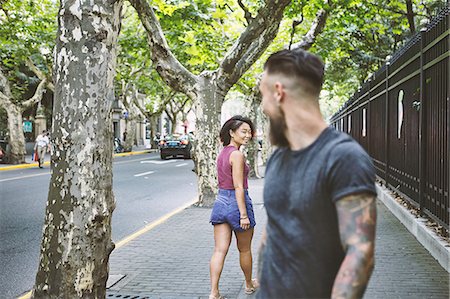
[106,179,449,299]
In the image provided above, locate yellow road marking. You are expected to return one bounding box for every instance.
[16,197,198,299]
[1,150,154,171]
[17,291,31,299]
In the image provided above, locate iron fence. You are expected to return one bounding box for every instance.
[330,6,449,230]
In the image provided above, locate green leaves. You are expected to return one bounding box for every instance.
[0,0,56,99]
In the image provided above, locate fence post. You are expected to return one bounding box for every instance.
[384,57,391,185]
[418,27,427,216]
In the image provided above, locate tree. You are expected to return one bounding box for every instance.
[0,0,56,163]
[164,94,191,134]
[0,70,47,163]
[129,0,292,206]
[33,0,123,297]
[116,3,153,151]
[119,82,144,152]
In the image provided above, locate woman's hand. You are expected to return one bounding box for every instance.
[240,216,251,230]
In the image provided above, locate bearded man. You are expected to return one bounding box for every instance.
[257,49,377,299]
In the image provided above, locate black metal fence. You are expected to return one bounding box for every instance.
[330,6,449,231]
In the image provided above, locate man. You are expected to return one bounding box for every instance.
[34,130,50,168]
[257,49,377,299]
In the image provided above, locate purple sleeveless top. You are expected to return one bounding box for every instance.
[217,145,249,190]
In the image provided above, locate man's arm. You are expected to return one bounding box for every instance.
[257,224,267,280]
[332,193,377,299]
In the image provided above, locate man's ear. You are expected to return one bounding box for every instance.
[274,81,285,105]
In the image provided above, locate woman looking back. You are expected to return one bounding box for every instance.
[209,115,259,299]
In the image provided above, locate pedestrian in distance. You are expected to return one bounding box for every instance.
[34,130,50,168]
[257,49,377,299]
[209,115,259,299]
[123,130,127,142]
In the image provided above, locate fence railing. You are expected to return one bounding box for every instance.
[329,6,449,231]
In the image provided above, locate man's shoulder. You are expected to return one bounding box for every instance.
[322,128,366,155]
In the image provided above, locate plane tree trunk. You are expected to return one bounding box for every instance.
[33,0,123,297]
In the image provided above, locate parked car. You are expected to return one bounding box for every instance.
[159,133,192,159]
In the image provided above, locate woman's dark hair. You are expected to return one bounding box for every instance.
[219,115,255,146]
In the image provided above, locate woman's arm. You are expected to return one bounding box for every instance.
[230,150,250,230]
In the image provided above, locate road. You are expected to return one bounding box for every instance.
[0,153,197,298]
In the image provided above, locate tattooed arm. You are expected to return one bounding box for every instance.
[332,193,377,299]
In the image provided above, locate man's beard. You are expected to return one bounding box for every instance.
[269,110,289,148]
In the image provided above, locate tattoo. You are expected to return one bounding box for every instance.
[332,193,377,299]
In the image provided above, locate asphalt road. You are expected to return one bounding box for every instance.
[0,153,197,298]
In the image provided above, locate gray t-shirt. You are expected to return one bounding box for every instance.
[258,127,376,299]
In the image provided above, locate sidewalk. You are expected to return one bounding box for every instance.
[0,145,154,171]
[106,179,449,299]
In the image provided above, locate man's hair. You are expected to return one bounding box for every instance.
[219,115,255,146]
[263,49,324,96]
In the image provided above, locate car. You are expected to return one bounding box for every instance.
[159,133,192,159]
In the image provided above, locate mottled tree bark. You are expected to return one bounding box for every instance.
[260,113,271,166]
[192,72,222,205]
[120,86,141,152]
[123,117,137,151]
[0,70,47,164]
[242,88,261,178]
[33,0,123,297]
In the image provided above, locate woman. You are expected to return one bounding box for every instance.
[209,115,259,299]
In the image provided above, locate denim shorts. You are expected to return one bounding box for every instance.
[210,189,256,232]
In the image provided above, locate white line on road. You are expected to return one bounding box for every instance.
[175,163,188,167]
[140,160,176,165]
[134,171,155,177]
[0,172,50,182]
[114,156,158,165]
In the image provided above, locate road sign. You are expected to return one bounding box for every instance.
[23,121,32,133]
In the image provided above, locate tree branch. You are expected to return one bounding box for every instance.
[291,7,329,50]
[21,78,47,109]
[127,0,198,98]
[0,67,12,98]
[129,63,145,77]
[237,0,253,25]
[289,15,304,50]
[219,0,292,88]
[26,58,55,92]
[405,0,416,35]
[132,90,175,119]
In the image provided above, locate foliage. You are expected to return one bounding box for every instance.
[154,0,250,72]
[0,0,56,100]
[235,0,447,118]
[312,0,447,116]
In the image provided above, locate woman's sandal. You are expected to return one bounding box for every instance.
[244,278,259,295]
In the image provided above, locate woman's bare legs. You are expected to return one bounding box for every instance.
[235,228,256,289]
[210,223,232,298]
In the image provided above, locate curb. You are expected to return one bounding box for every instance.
[376,184,450,273]
[0,150,155,172]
